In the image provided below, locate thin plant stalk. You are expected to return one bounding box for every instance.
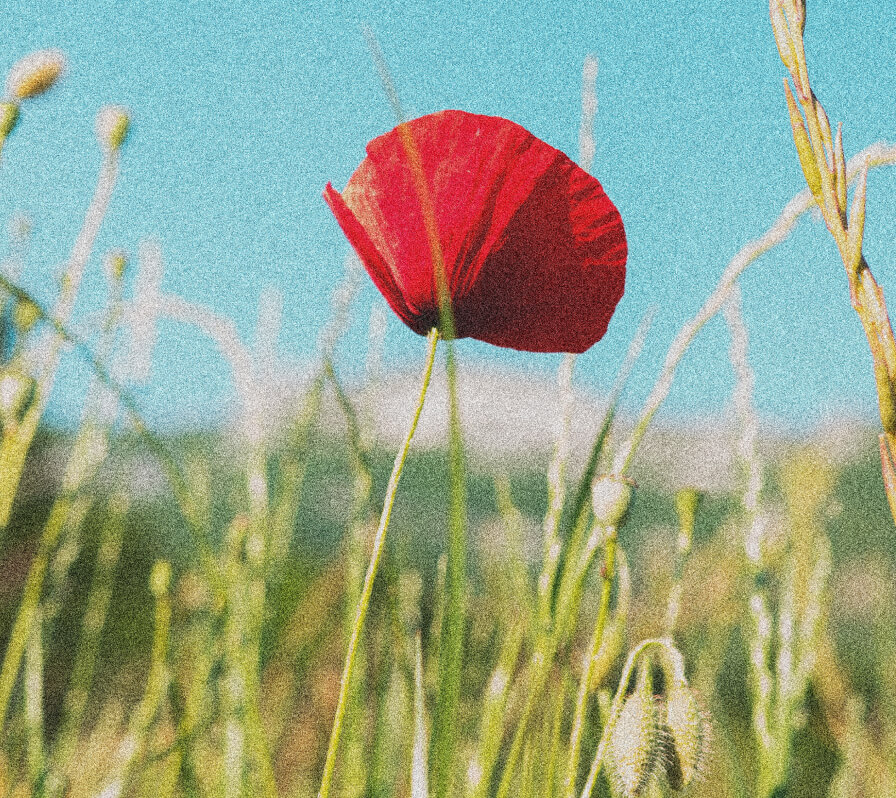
[24,604,44,787]
[430,336,467,798]
[46,493,127,798]
[0,149,120,529]
[564,528,618,798]
[411,633,429,798]
[611,140,896,476]
[317,327,439,798]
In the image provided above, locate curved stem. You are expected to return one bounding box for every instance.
[578,638,676,798]
[317,328,440,798]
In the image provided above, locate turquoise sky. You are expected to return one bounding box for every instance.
[2,0,896,430]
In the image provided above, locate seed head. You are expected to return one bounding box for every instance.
[592,474,634,529]
[96,104,130,152]
[6,49,66,100]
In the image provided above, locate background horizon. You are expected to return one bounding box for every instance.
[2,0,896,433]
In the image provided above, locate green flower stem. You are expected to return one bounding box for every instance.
[496,526,605,798]
[564,529,617,798]
[430,336,467,798]
[542,673,570,797]
[317,328,439,798]
[24,604,44,787]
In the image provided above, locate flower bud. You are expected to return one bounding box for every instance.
[662,683,710,791]
[0,101,19,138]
[608,664,663,797]
[96,104,130,152]
[5,49,66,100]
[13,298,41,334]
[592,474,634,528]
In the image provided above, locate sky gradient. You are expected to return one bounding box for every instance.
[2,0,896,430]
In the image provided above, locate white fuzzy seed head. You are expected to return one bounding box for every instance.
[6,49,66,100]
[592,474,634,529]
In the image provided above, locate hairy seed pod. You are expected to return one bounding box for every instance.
[608,667,663,797]
[663,684,710,791]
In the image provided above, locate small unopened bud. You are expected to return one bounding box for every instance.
[149,560,172,597]
[13,298,41,334]
[5,49,66,100]
[0,101,19,138]
[96,104,130,152]
[592,474,634,528]
[662,683,710,791]
[608,665,663,797]
[103,249,128,283]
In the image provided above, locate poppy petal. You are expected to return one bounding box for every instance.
[323,182,419,331]
[326,110,627,353]
[452,156,626,353]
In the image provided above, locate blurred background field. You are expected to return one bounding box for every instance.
[2,369,895,796]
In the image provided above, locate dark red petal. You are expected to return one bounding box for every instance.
[323,182,420,331]
[452,155,626,353]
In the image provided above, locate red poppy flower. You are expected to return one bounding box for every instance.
[323,110,626,354]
